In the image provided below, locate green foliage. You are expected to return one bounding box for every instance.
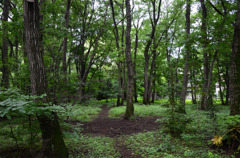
[109,104,168,118]
[63,104,101,122]
[0,88,65,119]
[65,131,119,158]
[157,109,191,136]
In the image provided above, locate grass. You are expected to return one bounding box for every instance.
[109,104,168,118]
[0,99,238,157]
[62,104,101,122]
[65,131,119,158]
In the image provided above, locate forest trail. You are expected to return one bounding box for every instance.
[81,106,160,137]
[81,106,160,158]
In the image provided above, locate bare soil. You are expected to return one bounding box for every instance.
[81,106,161,158]
[81,106,160,137]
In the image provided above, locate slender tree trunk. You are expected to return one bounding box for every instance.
[151,70,156,103]
[190,69,197,104]
[1,0,10,89]
[121,63,126,104]
[179,0,191,113]
[166,32,175,106]
[110,0,122,106]
[124,0,134,119]
[230,0,240,115]
[63,0,71,78]
[203,9,226,108]
[148,48,157,104]
[217,58,225,105]
[225,64,230,105]
[143,0,162,104]
[121,7,125,105]
[23,1,68,157]
[133,29,139,103]
[200,0,209,110]
[143,55,150,104]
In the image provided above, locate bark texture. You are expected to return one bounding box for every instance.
[23,1,68,157]
[230,0,240,115]
[1,0,10,89]
[124,0,134,119]
[200,0,209,110]
[179,0,191,113]
[63,0,71,77]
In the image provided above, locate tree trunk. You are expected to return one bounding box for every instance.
[23,1,68,157]
[230,0,240,115]
[121,7,125,105]
[124,0,134,119]
[200,0,209,110]
[63,0,71,78]
[225,64,230,105]
[151,70,156,103]
[133,29,139,103]
[179,0,191,113]
[217,58,225,105]
[1,0,10,89]
[190,69,197,104]
[148,48,157,104]
[142,0,161,104]
[203,7,226,108]
[110,0,122,106]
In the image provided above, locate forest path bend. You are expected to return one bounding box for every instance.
[81,106,160,137]
[81,106,161,158]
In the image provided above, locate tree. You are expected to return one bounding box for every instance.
[23,0,68,157]
[62,0,71,79]
[1,0,10,89]
[230,0,240,115]
[179,0,191,113]
[124,0,134,119]
[142,0,161,105]
[200,0,209,110]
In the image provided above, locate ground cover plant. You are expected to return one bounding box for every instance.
[1,98,239,157]
[1,0,240,157]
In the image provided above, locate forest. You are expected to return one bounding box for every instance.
[0,0,240,157]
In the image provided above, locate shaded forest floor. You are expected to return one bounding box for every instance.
[81,106,160,137]
[0,100,239,158]
[80,106,160,158]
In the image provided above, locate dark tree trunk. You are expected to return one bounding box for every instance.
[225,64,230,105]
[121,8,125,105]
[203,5,226,108]
[148,48,157,104]
[23,1,68,157]
[200,0,209,110]
[166,31,175,106]
[133,27,139,103]
[63,0,71,78]
[1,0,10,89]
[151,70,156,103]
[143,0,161,105]
[179,0,191,113]
[230,0,240,115]
[190,69,197,104]
[217,58,225,105]
[110,0,122,106]
[124,0,134,119]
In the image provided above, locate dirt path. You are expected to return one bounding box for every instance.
[81,106,160,137]
[81,106,160,158]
